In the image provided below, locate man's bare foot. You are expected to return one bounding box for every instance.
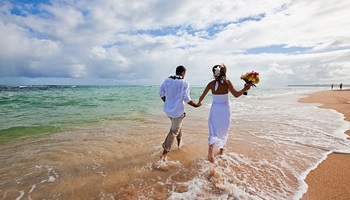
[160,150,168,161]
[160,154,167,161]
[208,144,215,163]
[219,148,224,155]
[177,138,181,147]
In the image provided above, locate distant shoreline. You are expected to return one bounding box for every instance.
[288,84,348,87]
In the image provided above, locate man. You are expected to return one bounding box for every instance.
[159,65,199,161]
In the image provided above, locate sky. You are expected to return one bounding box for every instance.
[1,0,350,87]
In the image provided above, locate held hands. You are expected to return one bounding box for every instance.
[193,102,202,108]
[189,100,201,108]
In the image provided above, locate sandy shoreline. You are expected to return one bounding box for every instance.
[299,89,350,200]
[1,88,348,199]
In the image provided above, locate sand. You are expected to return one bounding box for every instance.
[298,89,350,200]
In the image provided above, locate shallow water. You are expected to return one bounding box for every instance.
[0,86,349,199]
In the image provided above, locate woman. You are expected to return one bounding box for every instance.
[198,64,251,163]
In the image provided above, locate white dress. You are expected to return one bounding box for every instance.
[208,93,231,148]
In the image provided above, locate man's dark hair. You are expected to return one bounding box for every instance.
[176,65,186,75]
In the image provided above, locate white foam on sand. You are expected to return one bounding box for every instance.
[166,92,350,199]
[295,147,350,200]
[293,151,332,200]
[167,159,264,200]
[153,160,183,171]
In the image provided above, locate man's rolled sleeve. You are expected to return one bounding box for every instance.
[182,82,191,103]
[159,82,166,97]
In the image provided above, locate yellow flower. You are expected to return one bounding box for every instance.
[240,73,247,79]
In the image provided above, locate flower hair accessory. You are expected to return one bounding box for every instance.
[214,66,221,76]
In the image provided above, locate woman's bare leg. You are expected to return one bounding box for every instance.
[208,144,215,163]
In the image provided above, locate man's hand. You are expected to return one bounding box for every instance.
[188,100,200,108]
[161,96,166,102]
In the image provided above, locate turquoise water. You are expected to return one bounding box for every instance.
[0,86,163,143]
[0,85,322,143]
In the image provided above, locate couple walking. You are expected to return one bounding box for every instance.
[159,65,251,163]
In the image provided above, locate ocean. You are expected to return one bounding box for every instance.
[0,85,349,199]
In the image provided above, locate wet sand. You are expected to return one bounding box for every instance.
[1,89,349,199]
[299,89,350,200]
[0,115,210,199]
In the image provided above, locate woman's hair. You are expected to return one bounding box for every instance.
[212,64,228,84]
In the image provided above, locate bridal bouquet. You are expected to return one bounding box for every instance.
[240,71,260,87]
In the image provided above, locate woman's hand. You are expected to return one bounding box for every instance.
[244,84,252,91]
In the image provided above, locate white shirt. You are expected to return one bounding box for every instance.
[159,77,192,118]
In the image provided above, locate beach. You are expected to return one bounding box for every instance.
[1,86,349,199]
[299,89,350,200]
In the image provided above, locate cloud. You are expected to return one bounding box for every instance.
[0,0,349,87]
